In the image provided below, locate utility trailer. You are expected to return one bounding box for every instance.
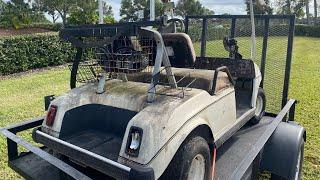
[0,15,306,180]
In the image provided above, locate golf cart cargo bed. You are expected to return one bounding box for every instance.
[6,115,275,180]
[64,130,122,161]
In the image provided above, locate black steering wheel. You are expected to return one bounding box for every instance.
[159,18,185,33]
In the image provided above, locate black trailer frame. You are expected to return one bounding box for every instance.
[0,15,302,180]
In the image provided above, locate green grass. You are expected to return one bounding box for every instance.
[0,37,319,179]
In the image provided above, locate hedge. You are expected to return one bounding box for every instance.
[0,33,75,75]
[0,23,63,31]
[295,25,320,37]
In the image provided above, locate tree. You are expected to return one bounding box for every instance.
[0,0,47,28]
[120,0,165,22]
[67,0,114,25]
[314,0,318,22]
[306,0,311,24]
[68,0,98,25]
[37,0,78,26]
[276,0,306,18]
[175,0,214,17]
[245,0,273,14]
[33,0,59,23]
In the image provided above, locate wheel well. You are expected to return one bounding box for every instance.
[187,125,215,149]
[159,124,215,179]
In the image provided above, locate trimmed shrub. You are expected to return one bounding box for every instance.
[295,25,320,37]
[0,33,75,75]
[0,23,63,31]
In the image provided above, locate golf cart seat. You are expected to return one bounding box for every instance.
[169,68,232,93]
[162,33,196,68]
[127,67,232,94]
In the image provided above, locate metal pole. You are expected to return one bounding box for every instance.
[99,0,104,24]
[150,0,155,21]
[249,0,256,60]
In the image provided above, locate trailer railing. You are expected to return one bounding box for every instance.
[0,117,154,180]
[228,99,298,180]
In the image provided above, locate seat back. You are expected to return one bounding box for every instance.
[162,33,196,68]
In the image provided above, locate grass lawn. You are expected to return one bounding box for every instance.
[0,37,319,179]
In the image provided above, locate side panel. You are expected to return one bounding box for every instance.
[260,121,306,179]
[119,89,237,178]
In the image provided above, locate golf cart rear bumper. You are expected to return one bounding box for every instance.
[0,118,154,180]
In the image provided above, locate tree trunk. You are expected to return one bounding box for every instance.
[314,0,318,24]
[306,0,310,25]
[286,0,291,14]
[61,14,67,27]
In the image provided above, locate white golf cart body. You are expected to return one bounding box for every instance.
[39,26,262,178]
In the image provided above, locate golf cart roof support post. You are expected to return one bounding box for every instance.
[249,0,257,60]
[150,0,155,21]
[260,17,270,88]
[201,17,208,57]
[98,0,103,24]
[282,16,295,108]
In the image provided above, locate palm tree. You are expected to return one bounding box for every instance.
[314,0,318,24]
[306,0,310,25]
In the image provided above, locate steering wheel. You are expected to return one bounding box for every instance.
[168,18,185,32]
[159,18,185,33]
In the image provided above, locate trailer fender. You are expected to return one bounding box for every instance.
[260,121,306,179]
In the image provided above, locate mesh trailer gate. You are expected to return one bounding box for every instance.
[184,15,295,114]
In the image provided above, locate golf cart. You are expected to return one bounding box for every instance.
[0,2,306,180]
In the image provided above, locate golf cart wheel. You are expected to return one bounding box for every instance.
[161,136,211,180]
[250,88,266,125]
[271,141,304,180]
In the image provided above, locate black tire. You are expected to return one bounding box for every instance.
[250,88,266,125]
[161,136,211,180]
[271,141,304,180]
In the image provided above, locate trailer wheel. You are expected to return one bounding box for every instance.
[250,88,266,125]
[271,140,304,180]
[161,136,211,180]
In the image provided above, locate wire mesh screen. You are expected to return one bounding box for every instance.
[186,18,204,56]
[71,36,155,83]
[186,15,295,114]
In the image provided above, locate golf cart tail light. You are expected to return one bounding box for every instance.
[46,105,57,126]
[126,127,143,157]
[129,132,141,150]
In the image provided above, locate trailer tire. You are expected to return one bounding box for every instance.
[271,140,304,180]
[161,136,211,180]
[250,88,266,125]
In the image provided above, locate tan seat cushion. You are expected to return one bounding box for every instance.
[127,67,232,93]
[168,68,232,93]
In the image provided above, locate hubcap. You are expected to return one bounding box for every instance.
[294,150,302,180]
[255,96,263,117]
[187,154,205,180]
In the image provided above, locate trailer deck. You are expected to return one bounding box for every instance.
[3,115,275,180]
